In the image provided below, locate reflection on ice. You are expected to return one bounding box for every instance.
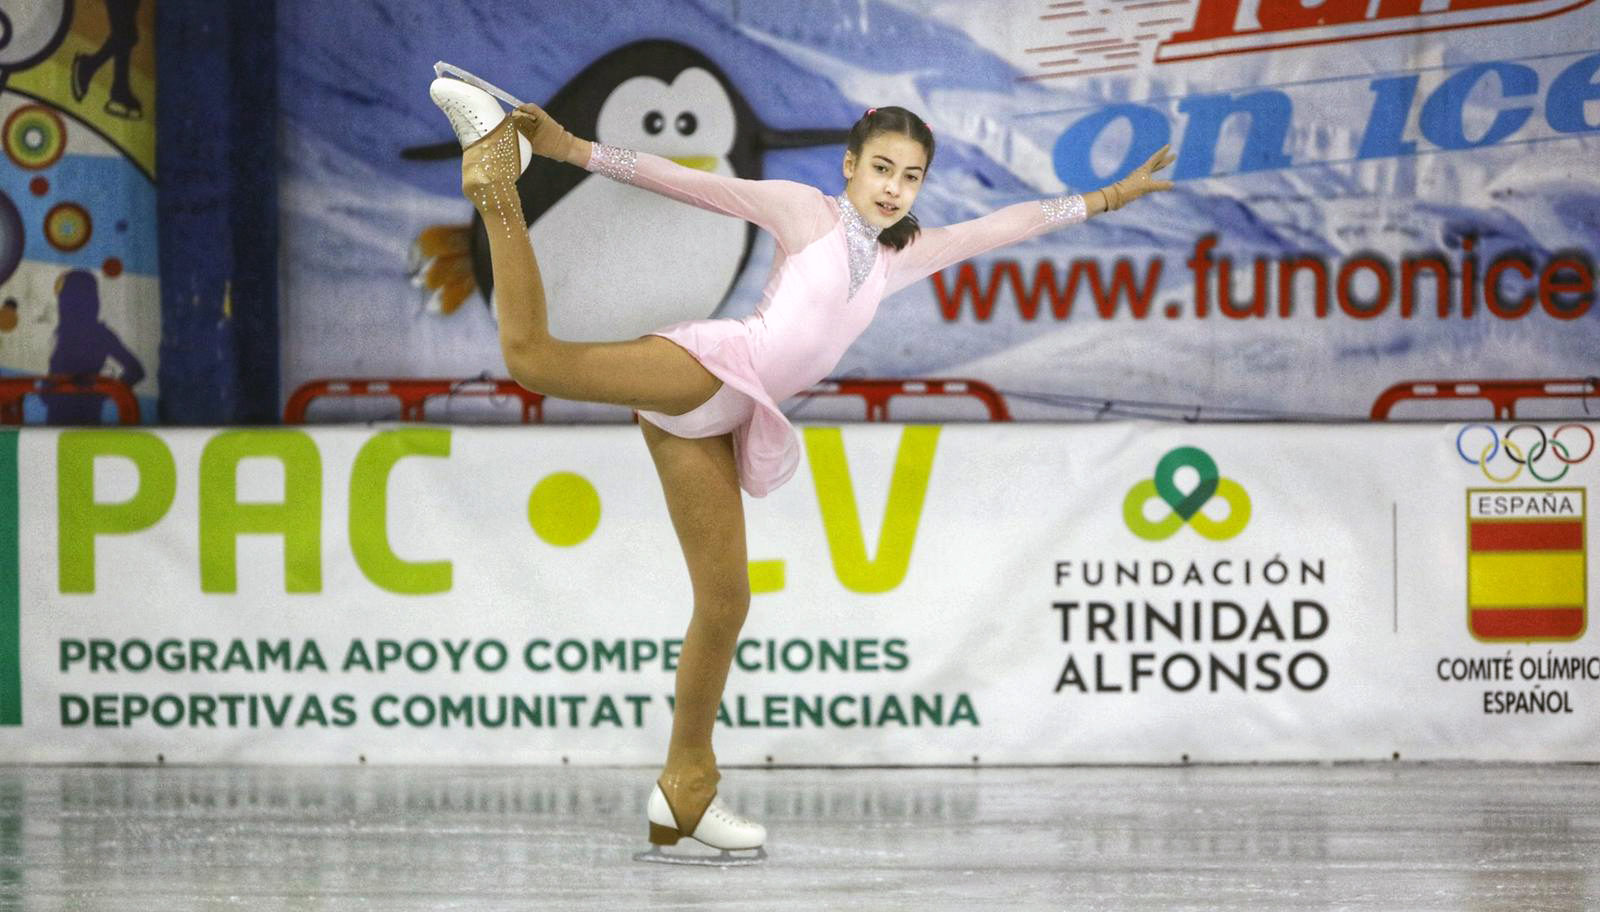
[0,765,1593,911]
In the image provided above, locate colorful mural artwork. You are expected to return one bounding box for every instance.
[0,0,158,424]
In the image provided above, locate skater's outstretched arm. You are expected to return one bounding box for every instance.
[512,102,827,253]
[883,143,1175,296]
[586,147,827,252]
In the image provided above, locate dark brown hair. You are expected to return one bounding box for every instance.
[846,106,935,251]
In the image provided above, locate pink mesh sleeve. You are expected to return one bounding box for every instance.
[883,194,1089,296]
[585,143,828,253]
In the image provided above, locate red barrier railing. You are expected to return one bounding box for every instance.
[1370,378,1599,420]
[284,378,546,424]
[792,378,1011,422]
[0,375,141,425]
[284,376,1012,425]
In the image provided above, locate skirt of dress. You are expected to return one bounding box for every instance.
[634,319,802,498]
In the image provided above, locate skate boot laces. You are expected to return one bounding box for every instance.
[704,797,751,828]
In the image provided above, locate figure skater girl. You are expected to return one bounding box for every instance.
[429,69,1174,866]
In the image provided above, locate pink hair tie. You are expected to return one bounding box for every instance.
[866,107,876,116]
[923,122,931,131]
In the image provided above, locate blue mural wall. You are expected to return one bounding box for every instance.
[276,0,1600,423]
[9,0,1595,424]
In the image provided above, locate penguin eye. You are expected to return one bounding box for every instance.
[675,112,698,136]
[643,111,665,135]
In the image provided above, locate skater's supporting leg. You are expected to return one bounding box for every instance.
[462,119,724,417]
[639,420,751,836]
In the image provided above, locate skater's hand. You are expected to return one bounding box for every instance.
[1103,143,1176,210]
[511,102,581,164]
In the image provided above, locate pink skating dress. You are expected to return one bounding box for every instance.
[584,143,1089,498]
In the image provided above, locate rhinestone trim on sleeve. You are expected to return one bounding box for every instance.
[1040,193,1087,225]
[588,142,638,184]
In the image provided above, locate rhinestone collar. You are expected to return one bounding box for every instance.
[835,193,883,299]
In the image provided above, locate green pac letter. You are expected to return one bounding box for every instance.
[58,432,177,594]
[349,429,452,594]
[805,425,940,594]
[199,431,322,593]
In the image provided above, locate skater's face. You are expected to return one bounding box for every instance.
[842,132,928,228]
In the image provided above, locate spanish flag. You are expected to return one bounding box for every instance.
[1468,490,1586,641]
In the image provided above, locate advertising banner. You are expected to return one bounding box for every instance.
[1,421,1595,764]
[280,0,1597,424]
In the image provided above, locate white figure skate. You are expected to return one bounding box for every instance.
[633,782,768,866]
[427,61,531,172]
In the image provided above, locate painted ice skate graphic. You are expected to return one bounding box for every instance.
[71,0,147,119]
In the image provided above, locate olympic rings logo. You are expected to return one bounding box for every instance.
[1456,424,1594,483]
[1124,446,1252,541]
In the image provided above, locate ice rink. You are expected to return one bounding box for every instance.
[1,763,1595,910]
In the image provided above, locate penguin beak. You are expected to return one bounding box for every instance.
[668,156,718,171]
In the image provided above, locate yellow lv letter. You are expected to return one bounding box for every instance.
[805,426,940,594]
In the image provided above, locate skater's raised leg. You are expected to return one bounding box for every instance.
[433,77,724,417]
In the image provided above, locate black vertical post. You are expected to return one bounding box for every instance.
[155,0,278,423]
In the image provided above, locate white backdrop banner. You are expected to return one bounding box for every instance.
[1,421,1595,764]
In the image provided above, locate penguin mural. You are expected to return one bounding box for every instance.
[406,40,846,342]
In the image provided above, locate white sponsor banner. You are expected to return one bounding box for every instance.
[2,421,1595,764]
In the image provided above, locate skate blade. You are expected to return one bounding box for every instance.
[632,844,768,867]
[432,61,524,109]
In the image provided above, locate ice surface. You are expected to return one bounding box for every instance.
[2,764,1596,910]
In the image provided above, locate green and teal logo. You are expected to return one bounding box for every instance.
[1,430,19,725]
[1123,446,1251,541]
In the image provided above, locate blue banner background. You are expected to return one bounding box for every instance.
[278,0,1600,423]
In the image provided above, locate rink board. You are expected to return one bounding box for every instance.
[1,422,1596,763]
